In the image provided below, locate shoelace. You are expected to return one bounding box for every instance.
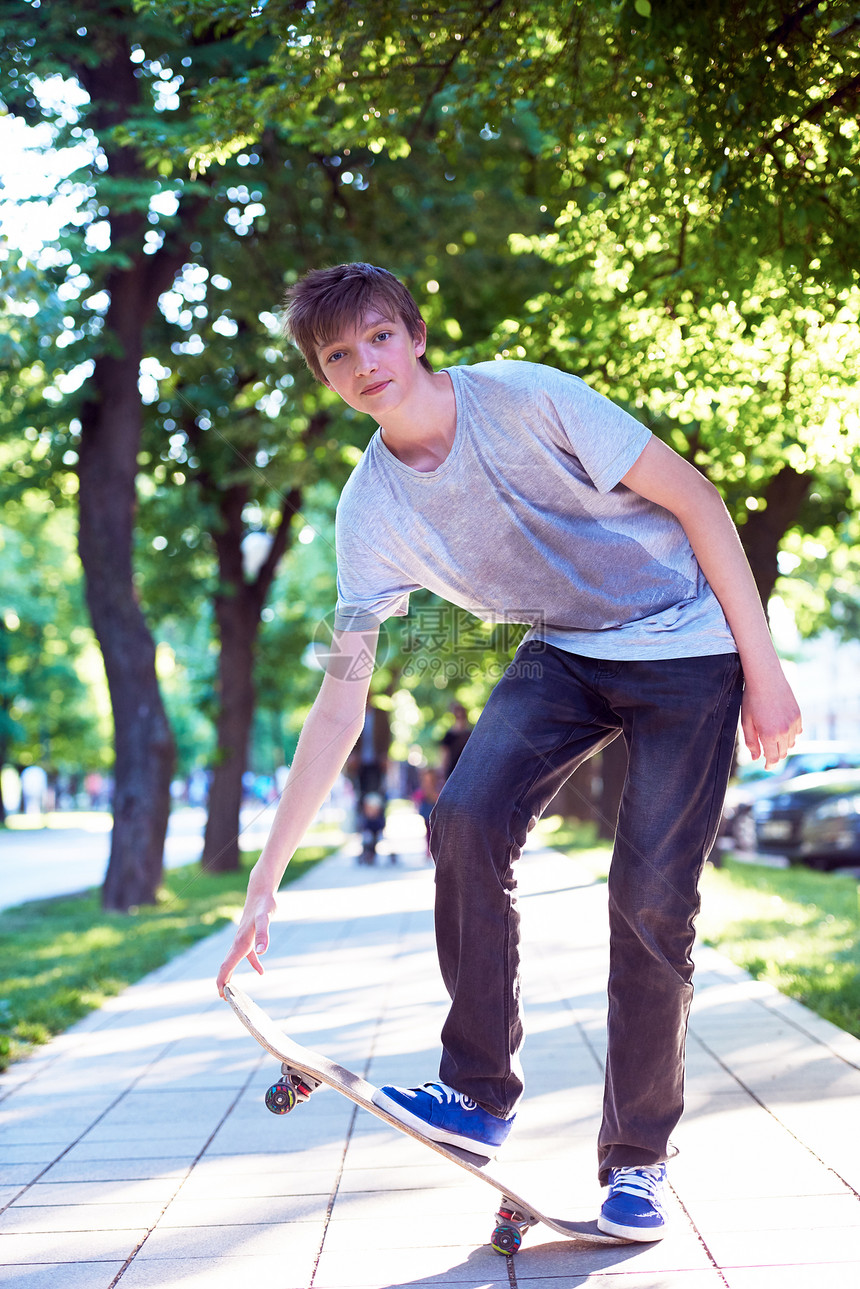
[609,1165,665,1199]
[420,1082,478,1110]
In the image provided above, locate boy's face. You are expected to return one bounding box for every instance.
[315,309,427,416]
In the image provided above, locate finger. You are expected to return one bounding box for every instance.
[741,712,761,761]
[216,934,249,997]
[217,949,242,996]
[762,734,786,769]
[254,915,270,961]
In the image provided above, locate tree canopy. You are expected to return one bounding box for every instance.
[1,0,858,892]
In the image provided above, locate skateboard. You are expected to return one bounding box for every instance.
[224,982,627,1255]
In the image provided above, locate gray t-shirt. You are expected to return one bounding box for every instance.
[333,360,736,660]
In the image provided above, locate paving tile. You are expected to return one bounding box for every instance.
[0,1108,116,1142]
[0,1143,69,1165]
[1,842,858,1287]
[313,1243,505,1287]
[0,1200,165,1233]
[682,1090,757,1116]
[706,1224,860,1268]
[0,1264,125,1289]
[58,1139,203,1163]
[723,1264,860,1289]
[135,1217,324,1269]
[97,1088,240,1124]
[509,1226,712,1276]
[178,1165,338,1201]
[0,1165,46,1187]
[763,1097,860,1193]
[17,1179,180,1207]
[0,1228,146,1265]
[159,1193,329,1227]
[341,1130,437,1170]
[208,1108,351,1148]
[686,1192,860,1233]
[322,1209,493,1252]
[671,1139,839,1200]
[38,1157,192,1184]
[336,1163,475,1194]
[115,1255,320,1289]
[205,1120,345,1156]
[78,1124,219,1150]
[331,1182,500,1223]
[189,1144,344,1174]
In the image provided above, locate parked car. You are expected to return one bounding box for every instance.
[721,741,860,851]
[752,767,860,870]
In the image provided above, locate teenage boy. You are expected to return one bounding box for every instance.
[217,262,801,1241]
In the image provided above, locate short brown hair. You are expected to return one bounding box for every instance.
[282,262,433,383]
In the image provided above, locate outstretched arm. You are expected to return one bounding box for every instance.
[216,627,378,995]
[621,437,802,767]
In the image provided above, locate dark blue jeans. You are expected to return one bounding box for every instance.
[429,642,743,1184]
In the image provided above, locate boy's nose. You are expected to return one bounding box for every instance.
[354,346,378,376]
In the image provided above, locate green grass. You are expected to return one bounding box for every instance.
[3,811,113,832]
[0,843,336,1071]
[535,815,860,1039]
[697,858,860,1038]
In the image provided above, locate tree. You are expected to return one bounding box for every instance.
[4,0,857,875]
[0,3,209,906]
[166,0,858,605]
[131,97,556,868]
[1,0,557,885]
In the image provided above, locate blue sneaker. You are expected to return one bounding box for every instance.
[598,1164,668,1241]
[372,1081,514,1156]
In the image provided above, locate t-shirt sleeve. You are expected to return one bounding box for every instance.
[333,513,418,632]
[544,367,652,494]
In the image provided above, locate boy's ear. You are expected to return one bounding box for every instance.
[412,321,427,358]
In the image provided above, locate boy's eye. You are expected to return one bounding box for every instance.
[326,350,345,363]
[373,331,392,342]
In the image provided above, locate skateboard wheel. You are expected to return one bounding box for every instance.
[491,1223,523,1255]
[265,1082,297,1114]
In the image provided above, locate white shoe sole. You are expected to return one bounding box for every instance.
[597,1213,666,1242]
[371,1089,498,1157]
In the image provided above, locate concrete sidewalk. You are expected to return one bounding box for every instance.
[2,814,859,1288]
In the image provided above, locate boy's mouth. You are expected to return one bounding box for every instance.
[361,380,390,396]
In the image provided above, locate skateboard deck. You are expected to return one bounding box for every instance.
[224,981,627,1255]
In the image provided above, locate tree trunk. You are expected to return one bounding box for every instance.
[738,465,812,610]
[597,735,628,841]
[201,583,260,873]
[546,759,601,823]
[78,305,176,910]
[188,404,331,874]
[78,448,175,910]
[73,27,195,910]
[199,481,299,873]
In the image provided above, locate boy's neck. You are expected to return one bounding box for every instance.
[378,368,456,472]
